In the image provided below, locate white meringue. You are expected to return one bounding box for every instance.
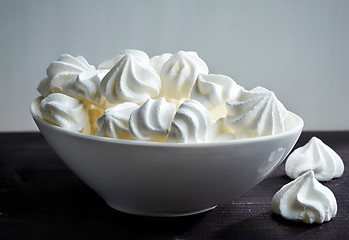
[149,53,172,75]
[100,55,161,104]
[167,99,211,143]
[65,69,109,108]
[96,102,139,139]
[285,137,344,181]
[225,86,288,138]
[160,51,209,100]
[37,54,96,97]
[272,170,337,224]
[39,93,88,132]
[190,73,242,121]
[208,118,235,142]
[98,49,149,70]
[129,98,176,142]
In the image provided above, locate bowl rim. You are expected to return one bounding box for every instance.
[31,97,304,148]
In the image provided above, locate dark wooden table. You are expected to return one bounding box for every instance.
[1,132,348,240]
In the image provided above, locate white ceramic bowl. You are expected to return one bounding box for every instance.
[31,98,303,217]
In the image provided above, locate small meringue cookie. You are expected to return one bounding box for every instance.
[65,69,109,108]
[225,86,288,138]
[100,55,161,104]
[39,93,88,132]
[160,51,209,100]
[272,170,337,224]
[98,49,150,70]
[167,99,211,143]
[129,98,176,142]
[38,54,96,97]
[96,102,139,139]
[149,53,172,75]
[190,73,242,121]
[208,118,235,142]
[285,137,344,181]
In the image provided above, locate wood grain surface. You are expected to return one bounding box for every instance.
[0,132,348,240]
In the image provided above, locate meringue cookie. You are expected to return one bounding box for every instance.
[65,69,109,108]
[39,93,88,132]
[190,73,242,121]
[167,99,211,143]
[100,55,161,104]
[160,51,209,100]
[96,102,139,139]
[208,118,235,142]
[225,86,288,138]
[38,54,96,97]
[98,49,149,70]
[129,98,176,142]
[272,170,337,224]
[149,53,172,75]
[285,137,344,181]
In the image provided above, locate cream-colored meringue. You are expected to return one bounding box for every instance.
[100,55,161,104]
[149,53,172,75]
[129,98,176,142]
[37,54,96,97]
[285,137,344,181]
[39,93,88,132]
[96,102,139,139]
[190,73,242,121]
[208,118,235,142]
[167,99,211,143]
[225,86,288,138]
[98,49,149,70]
[160,51,209,100]
[65,69,109,108]
[272,170,337,224]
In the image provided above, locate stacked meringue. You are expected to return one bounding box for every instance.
[37,49,290,143]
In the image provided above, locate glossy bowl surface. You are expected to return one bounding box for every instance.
[31,98,303,216]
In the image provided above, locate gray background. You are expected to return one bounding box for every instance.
[1,0,348,131]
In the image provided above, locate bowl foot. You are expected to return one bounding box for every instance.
[106,202,217,217]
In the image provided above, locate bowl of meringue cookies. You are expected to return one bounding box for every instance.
[31,49,304,216]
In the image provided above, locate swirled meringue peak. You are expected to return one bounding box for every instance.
[98,49,149,70]
[285,137,344,181]
[39,93,88,132]
[37,54,96,97]
[150,53,172,75]
[190,73,242,121]
[167,99,211,143]
[272,170,337,224]
[96,102,139,139]
[225,86,288,138]
[65,69,109,108]
[160,51,209,100]
[100,54,161,104]
[129,98,176,142]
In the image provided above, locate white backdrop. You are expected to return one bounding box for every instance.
[1,0,348,131]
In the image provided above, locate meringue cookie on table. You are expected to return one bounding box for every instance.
[167,99,211,143]
[37,54,96,97]
[160,51,209,101]
[96,102,139,139]
[39,93,88,132]
[149,53,172,75]
[100,54,161,104]
[190,73,242,121]
[225,86,288,138]
[129,98,176,142]
[272,170,337,224]
[285,137,344,181]
[98,49,150,70]
[65,69,109,108]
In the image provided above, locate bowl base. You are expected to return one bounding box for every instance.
[106,202,217,217]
